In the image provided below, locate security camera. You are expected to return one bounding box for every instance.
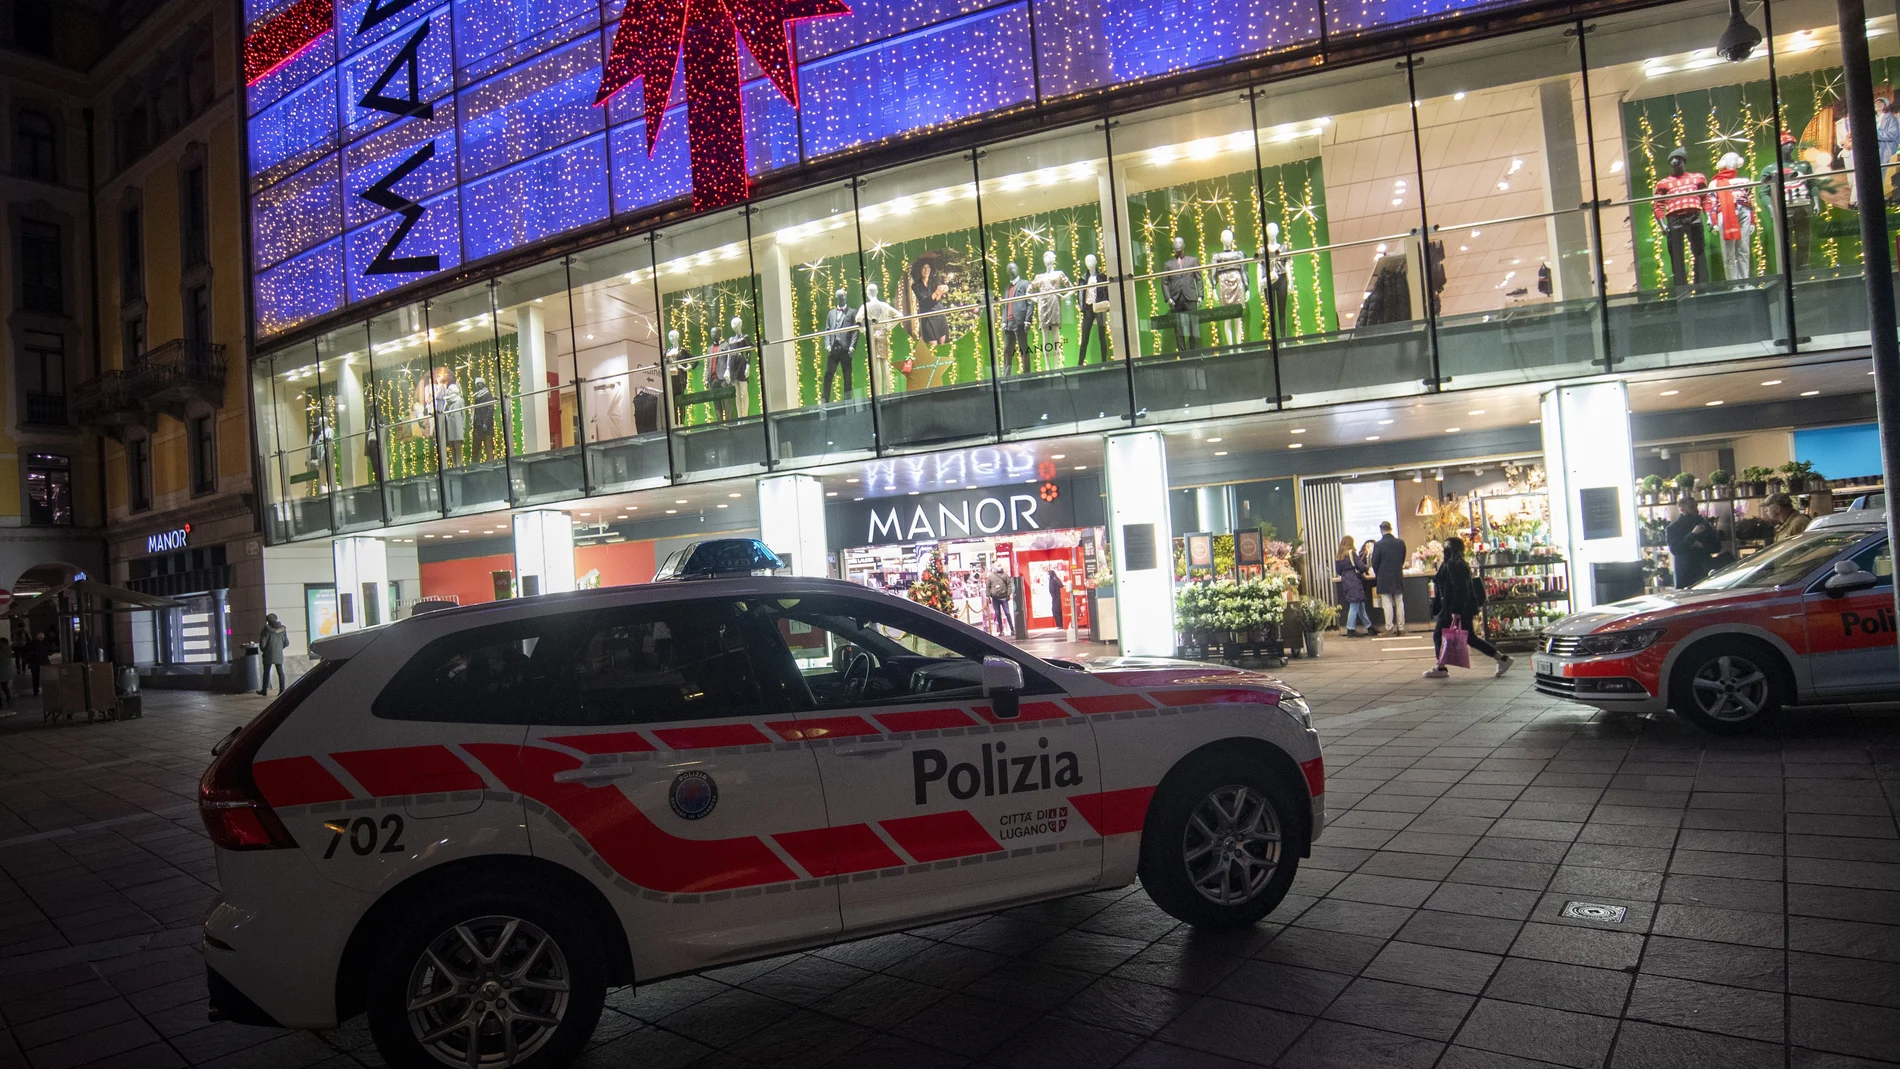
[1717,0,1763,62]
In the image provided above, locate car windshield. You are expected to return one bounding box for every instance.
[1693,530,1863,591]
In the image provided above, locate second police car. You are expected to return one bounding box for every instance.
[1534,515,1895,732]
[200,540,1326,1069]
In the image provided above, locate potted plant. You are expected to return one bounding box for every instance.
[1640,474,1665,505]
[1672,472,1695,499]
[1305,601,1339,658]
[1708,469,1731,499]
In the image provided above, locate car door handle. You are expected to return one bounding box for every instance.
[553,765,637,784]
[834,741,903,757]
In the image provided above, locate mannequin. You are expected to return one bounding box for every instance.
[720,315,752,418]
[1653,146,1710,287]
[1030,249,1071,366]
[469,375,497,457]
[855,282,899,390]
[1077,252,1110,365]
[664,328,692,426]
[432,367,465,467]
[1708,151,1756,282]
[822,288,858,401]
[589,375,627,440]
[1161,236,1204,352]
[1000,262,1033,374]
[1878,95,1899,178]
[307,404,334,491]
[911,262,949,345]
[1262,222,1289,334]
[1759,133,1814,270]
[1211,228,1249,347]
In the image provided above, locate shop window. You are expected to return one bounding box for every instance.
[120,204,143,299]
[25,453,72,526]
[21,331,65,425]
[424,282,512,515]
[370,303,439,524]
[189,414,216,495]
[19,220,63,313]
[565,234,671,491]
[488,263,578,496]
[315,320,377,528]
[650,209,765,462]
[13,109,57,182]
[128,434,153,512]
[182,164,208,267]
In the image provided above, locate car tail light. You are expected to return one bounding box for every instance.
[199,661,342,851]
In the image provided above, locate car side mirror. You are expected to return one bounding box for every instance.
[1824,560,1879,596]
[982,656,1024,720]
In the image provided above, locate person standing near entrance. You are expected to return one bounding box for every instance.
[258,614,289,696]
[986,566,1012,637]
[1763,493,1811,543]
[25,632,52,696]
[1335,536,1373,636]
[1665,496,1722,588]
[1047,568,1066,631]
[1370,521,1409,635]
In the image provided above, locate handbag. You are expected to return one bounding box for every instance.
[1438,615,1471,669]
[1091,300,1111,313]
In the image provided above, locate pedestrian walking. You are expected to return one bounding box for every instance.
[1423,537,1513,679]
[258,614,289,696]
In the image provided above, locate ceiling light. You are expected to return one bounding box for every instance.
[1074,464,1087,470]
[1660,390,1679,396]
[1290,428,1306,434]
[825,491,838,497]
[909,491,919,496]
[1378,419,1394,425]
[727,492,741,498]
[716,503,728,509]
[1214,451,1228,457]
[1706,400,1724,406]
[1453,91,1466,100]
[1468,409,1485,415]
[1801,389,1820,396]
[1445,427,1461,433]
[1760,379,1782,386]
[458,529,469,534]
[1206,437,1222,443]
[665,509,677,514]
[1289,443,1304,449]
[1412,471,1422,483]
[1366,435,1381,441]
[1051,453,1066,459]
[846,477,859,483]
[676,499,688,504]
[945,478,958,484]
[443,535,454,539]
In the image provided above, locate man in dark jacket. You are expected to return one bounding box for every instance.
[258,614,289,696]
[1665,497,1723,588]
[1369,522,1409,635]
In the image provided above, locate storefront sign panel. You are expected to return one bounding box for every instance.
[830,478,1101,550]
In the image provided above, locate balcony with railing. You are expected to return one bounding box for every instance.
[135,339,227,419]
[24,392,68,426]
[72,370,153,440]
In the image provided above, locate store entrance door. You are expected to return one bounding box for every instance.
[1018,550,1071,632]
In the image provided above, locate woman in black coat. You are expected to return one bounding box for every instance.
[1424,538,1512,678]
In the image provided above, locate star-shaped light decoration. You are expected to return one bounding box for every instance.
[596,0,852,211]
[1701,123,1752,151]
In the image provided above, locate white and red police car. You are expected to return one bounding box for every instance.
[1534,517,1895,732]
[201,540,1325,1068]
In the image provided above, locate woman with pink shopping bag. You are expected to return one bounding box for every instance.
[1424,538,1513,679]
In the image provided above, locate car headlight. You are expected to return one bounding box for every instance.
[1573,628,1665,656]
[1279,694,1313,728]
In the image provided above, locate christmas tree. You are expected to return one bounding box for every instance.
[909,552,955,616]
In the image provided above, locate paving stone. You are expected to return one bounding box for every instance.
[1322,977,1474,1041]
[1610,1020,1783,1069]
[1625,973,1784,1042]
[1650,904,1785,948]
[1154,996,1311,1066]
[1454,998,1620,1069]
[1789,996,1900,1061]
[1640,936,1785,992]
[1484,956,1632,1017]
[1509,923,1646,971]
[1395,910,1523,955]
[1277,1019,1444,1069]
[1209,961,1350,1015]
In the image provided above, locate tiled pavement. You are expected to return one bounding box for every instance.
[1,637,1898,1069]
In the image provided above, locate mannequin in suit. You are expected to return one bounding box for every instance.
[822,288,858,401]
[999,262,1033,374]
[1162,236,1204,352]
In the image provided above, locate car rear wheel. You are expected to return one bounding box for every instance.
[1669,639,1785,734]
[1139,752,1304,928]
[367,880,605,1069]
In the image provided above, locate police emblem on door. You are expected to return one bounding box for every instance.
[669,771,718,820]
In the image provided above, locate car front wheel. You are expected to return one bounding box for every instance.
[1669,639,1785,733]
[367,880,606,1069]
[1139,752,1305,928]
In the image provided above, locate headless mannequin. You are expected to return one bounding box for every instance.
[1000,262,1033,374]
[664,328,692,426]
[1654,148,1710,287]
[822,288,858,401]
[1760,136,1814,270]
[1212,228,1249,347]
[1030,249,1071,367]
[855,282,899,391]
[1161,235,1204,353]
[1078,252,1110,365]
[721,315,751,419]
[1262,222,1290,335]
[1709,150,1756,281]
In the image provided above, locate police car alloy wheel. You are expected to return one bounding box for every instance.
[1139,751,1304,928]
[1183,784,1283,906]
[1669,639,1785,733]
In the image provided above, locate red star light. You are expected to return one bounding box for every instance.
[597,0,850,211]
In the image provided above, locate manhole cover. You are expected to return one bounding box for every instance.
[1561,901,1628,923]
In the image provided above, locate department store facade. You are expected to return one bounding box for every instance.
[241,0,1894,659]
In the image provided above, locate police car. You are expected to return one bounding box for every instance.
[1533,518,1895,732]
[201,539,1325,1068]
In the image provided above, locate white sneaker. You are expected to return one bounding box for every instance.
[1494,655,1515,678]
[1423,666,1449,678]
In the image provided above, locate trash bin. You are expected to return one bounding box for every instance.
[239,642,262,694]
[115,664,139,696]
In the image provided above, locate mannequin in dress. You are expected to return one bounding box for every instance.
[1161,236,1204,352]
[822,288,858,401]
[1654,146,1711,287]
[664,328,692,426]
[855,282,899,390]
[1262,222,1290,334]
[1078,252,1110,365]
[721,314,752,418]
[1708,151,1756,282]
[1000,262,1033,374]
[432,367,465,467]
[1030,249,1071,366]
[1211,228,1249,347]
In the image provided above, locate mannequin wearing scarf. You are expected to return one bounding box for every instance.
[1708,151,1756,282]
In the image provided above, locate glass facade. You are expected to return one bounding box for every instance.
[253,0,1898,542]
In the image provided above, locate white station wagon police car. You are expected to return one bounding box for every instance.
[201,540,1325,1068]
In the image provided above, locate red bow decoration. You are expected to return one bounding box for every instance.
[596,0,850,211]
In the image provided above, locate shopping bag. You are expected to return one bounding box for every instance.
[1438,615,1471,670]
